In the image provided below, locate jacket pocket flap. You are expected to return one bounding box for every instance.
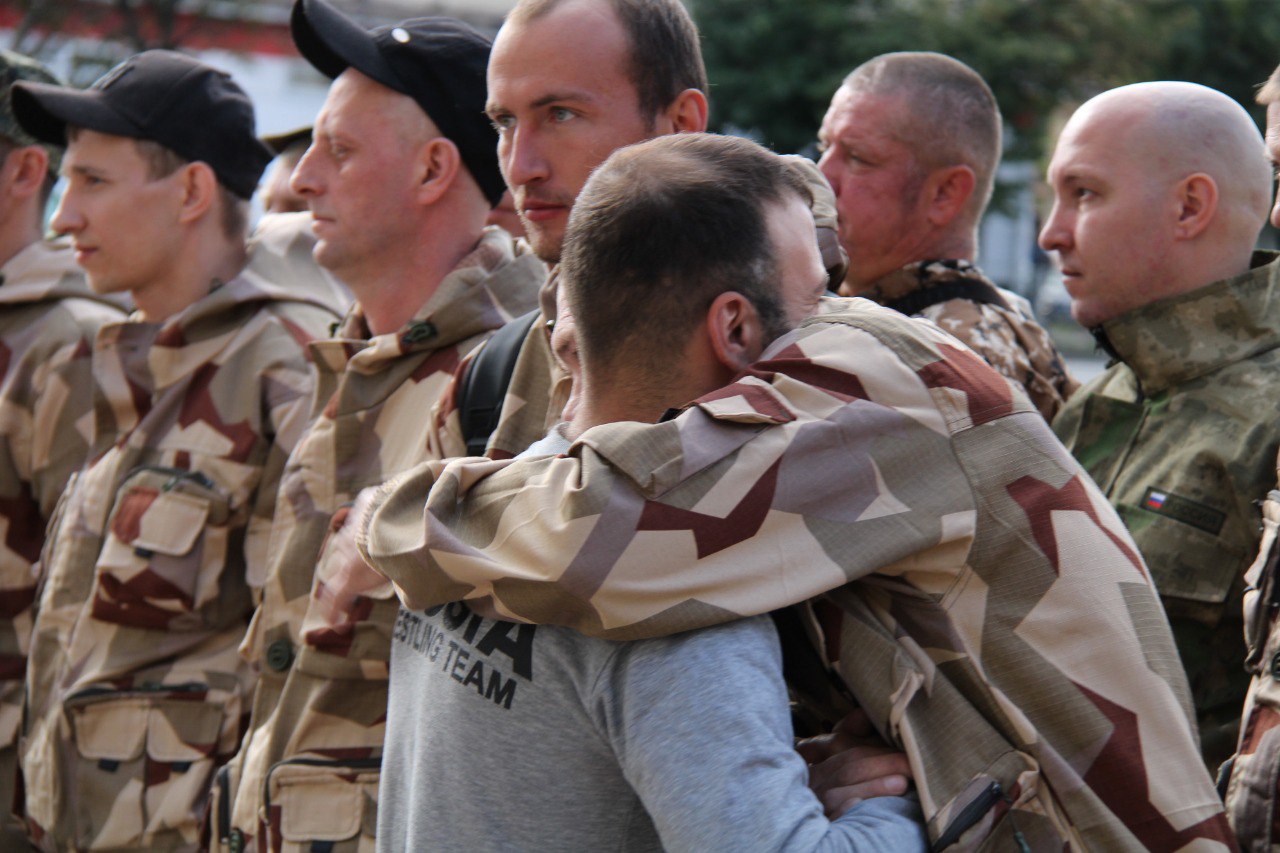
[71,697,148,761]
[146,699,223,762]
[276,768,374,841]
[111,486,210,557]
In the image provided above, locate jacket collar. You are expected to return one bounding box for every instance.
[1099,250,1280,394]
[311,226,545,377]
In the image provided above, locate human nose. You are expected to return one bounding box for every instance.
[289,144,322,198]
[1038,200,1072,253]
[501,125,549,190]
[49,188,82,236]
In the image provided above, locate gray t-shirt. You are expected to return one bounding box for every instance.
[380,599,925,852]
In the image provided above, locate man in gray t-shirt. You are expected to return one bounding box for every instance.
[381,583,924,851]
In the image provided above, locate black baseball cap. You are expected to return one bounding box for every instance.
[11,49,273,199]
[291,0,504,206]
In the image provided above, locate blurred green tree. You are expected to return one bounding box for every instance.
[692,0,1279,156]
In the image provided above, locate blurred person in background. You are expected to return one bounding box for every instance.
[0,49,126,848]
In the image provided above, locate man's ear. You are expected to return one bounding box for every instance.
[175,161,218,225]
[1,146,48,201]
[655,88,709,134]
[923,164,976,227]
[1172,173,1218,241]
[706,290,766,374]
[416,137,461,206]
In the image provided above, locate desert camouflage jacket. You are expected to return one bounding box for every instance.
[216,228,544,853]
[1227,471,1280,850]
[21,266,338,852]
[356,297,1232,851]
[861,259,1077,421]
[0,239,125,838]
[245,212,352,316]
[1053,250,1280,771]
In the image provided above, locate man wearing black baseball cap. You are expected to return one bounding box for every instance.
[12,50,341,851]
[209,3,543,849]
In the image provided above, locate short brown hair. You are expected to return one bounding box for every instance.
[1258,63,1280,105]
[509,0,707,122]
[561,133,810,376]
[845,52,1002,219]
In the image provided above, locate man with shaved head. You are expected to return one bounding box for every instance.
[819,52,1075,420]
[1044,81,1276,771]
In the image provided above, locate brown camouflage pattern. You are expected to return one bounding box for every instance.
[357,296,1233,850]
[21,258,339,851]
[1054,251,1280,772]
[213,227,544,853]
[862,259,1077,421]
[0,239,125,841]
[1227,473,1280,850]
[245,213,352,317]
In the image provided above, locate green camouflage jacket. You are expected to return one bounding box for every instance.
[0,239,125,841]
[21,264,338,852]
[214,227,544,853]
[1053,250,1280,771]
[864,259,1077,421]
[355,297,1233,851]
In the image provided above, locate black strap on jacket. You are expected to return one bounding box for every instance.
[457,309,541,457]
[883,278,1011,317]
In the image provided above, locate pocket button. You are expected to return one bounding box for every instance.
[266,640,294,672]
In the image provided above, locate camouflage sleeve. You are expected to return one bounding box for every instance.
[1227,473,1280,845]
[243,328,325,596]
[359,310,1000,640]
[425,350,474,461]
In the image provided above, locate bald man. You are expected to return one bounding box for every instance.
[1043,81,1275,772]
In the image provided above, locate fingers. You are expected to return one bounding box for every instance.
[820,774,910,819]
[808,745,912,794]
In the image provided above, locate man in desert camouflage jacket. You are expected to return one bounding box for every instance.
[1044,82,1278,772]
[1217,62,1280,850]
[0,50,127,846]
[10,51,339,850]
[819,52,1075,421]
[326,131,1235,849]
[211,4,544,851]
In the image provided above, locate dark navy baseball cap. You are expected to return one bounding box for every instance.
[11,49,273,198]
[291,0,504,206]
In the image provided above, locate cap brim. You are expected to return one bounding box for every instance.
[262,125,312,154]
[291,0,401,91]
[11,81,140,147]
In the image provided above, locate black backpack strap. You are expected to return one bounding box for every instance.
[884,278,1011,317]
[770,604,857,737]
[458,309,541,457]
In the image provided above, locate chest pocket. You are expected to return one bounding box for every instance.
[93,465,246,632]
[1117,502,1244,626]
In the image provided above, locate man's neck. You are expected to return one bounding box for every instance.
[352,228,484,337]
[133,241,247,323]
